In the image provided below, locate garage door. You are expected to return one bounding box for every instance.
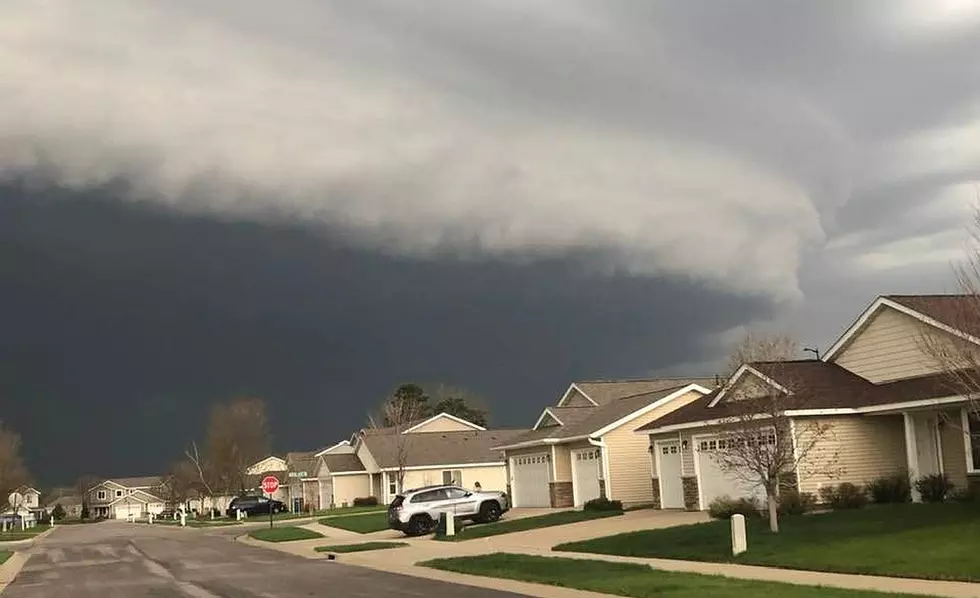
[572,448,601,506]
[512,453,551,507]
[695,437,766,508]
[655,441,684,509]
[114,503,143,520]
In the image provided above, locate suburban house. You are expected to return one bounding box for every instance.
[496,379,714,508]
[44,492,83,519]
[10,486,41,512]
[88,476,168,519]
[331,412,526,506]
[2,486,42,524]
[243,455,288,503]
[637,294,980,511]
[313,440,362,510]
[283,451,320,512]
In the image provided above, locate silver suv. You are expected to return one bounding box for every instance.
[387,484,509,536]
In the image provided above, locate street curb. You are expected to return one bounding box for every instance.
[0,551,30,594]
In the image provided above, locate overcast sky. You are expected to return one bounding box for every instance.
[3,1,979,484]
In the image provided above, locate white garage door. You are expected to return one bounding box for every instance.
[512,453,551,507]
[696,437,766,509]
[656,441,685,509]
[114,503,143,520]
[572,448,601,506]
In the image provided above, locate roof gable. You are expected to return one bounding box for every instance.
[532,408,565,430]
[557,385,598,407]
[707,365,789,407]
[824,295,980,362]
[403,412,486,434]
[246,456,287,475]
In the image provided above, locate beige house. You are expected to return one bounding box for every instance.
[331,412,527,506]
[638,294,980,510]
[283,451,320,512]
[497,379,714,508]
[88,476,167,519]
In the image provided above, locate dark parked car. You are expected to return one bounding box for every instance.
[225,495,285,517]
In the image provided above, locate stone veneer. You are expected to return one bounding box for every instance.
[681,476,699,511]
[549,481,573,508]
[598,479,607,499]
[650,477,662,509]
[969,474,980,494]
[780,471,800,494]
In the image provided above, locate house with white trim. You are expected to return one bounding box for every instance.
[334,412,527,506]
[87,476,167,519]
[495,378,715,508]
[637,294,980,511]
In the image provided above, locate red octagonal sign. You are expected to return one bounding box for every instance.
[260,475,280,494]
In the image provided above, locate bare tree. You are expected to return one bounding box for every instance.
[205,397,271,495]
[74,474,100,519]
[171,452,210,512]
[724,331,800,378]
[710,333,838,533]
[431,383,490,427]
[369,387,431,494]
[917,205,980,421]
[0,422,31,510]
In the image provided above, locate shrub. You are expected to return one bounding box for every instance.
[949,486,980,503]
[583,497,623,512]
[708,495,761,520]
[866,474,911,504]
[915,474,954,503]
[352,496,379,507]
[51,504,66,521]
[80,504,90,520]
[819,483,867,509]
[778,490,816,515]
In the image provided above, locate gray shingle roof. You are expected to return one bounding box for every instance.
[575,377,716,405]
[360,429,527,469]
[107,476,164,489]
[286,452,319,478]
[321,453,365,473]
[499,379,715,448]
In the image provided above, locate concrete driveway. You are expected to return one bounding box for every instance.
[1,520,531,597]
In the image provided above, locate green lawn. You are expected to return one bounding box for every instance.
[317,505,386,518]
[435,509,623,542]
[0,524,49,542]
[248,526,325,542]
[0,550,11,565]
[319,512,390,534]
[422,554,928,598]
[554,503,980,582]
[314,541,408,553]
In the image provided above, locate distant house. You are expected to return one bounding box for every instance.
[283,451,320,512]
[2,486,42,524]
[315,442,365,509]
[88,476,168,519]
[337,412,527,506]
[44,491,83,519]
[243,455,288,503]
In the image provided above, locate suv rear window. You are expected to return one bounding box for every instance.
[389,496,404,508]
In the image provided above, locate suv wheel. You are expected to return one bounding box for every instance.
[478,501,502,523]
[406,514,433,537]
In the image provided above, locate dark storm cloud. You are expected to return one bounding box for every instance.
[0,185,768,484]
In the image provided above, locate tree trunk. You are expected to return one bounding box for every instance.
[767,492,779,533]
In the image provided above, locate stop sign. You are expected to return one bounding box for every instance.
[260,475,280,494]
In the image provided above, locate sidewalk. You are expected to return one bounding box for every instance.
[238,512,980,598]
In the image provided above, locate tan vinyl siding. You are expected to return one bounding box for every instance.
[941,408,969,489]
[407,416,480,434]
[553,444,572,482]
[399,465,508,493]
[332,474,372,507]
[356,442,379,472]
[563,389,595,407]
[834,307,959,383]
[796,415,907,496]
[604,390,705,505]
[729,374,774,399]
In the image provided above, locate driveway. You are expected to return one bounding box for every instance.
[2,521,530,597]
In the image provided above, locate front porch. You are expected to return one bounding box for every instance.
[888,405,980,499]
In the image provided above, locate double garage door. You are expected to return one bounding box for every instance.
[114,503,143,520]
[511,453,551,507]
[658,436,766,510]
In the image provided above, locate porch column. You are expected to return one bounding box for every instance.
[903,412,921,502]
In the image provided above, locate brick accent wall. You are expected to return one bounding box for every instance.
[780,472,800,494]
[650,478,662,509]
[598,479,606,499]
[968,474,980,494]
[549,481,573,508]
[681,476,699,511]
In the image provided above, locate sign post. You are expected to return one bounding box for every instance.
[260,476,280,530]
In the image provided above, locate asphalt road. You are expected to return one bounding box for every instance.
[4,521,528,598]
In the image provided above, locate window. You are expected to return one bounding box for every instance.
[445,488,468,499]
[442,470,463,486]
[97,490,106,501]
[969,411,980,471]
[389,480,397,496]
[115,490,123,498]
